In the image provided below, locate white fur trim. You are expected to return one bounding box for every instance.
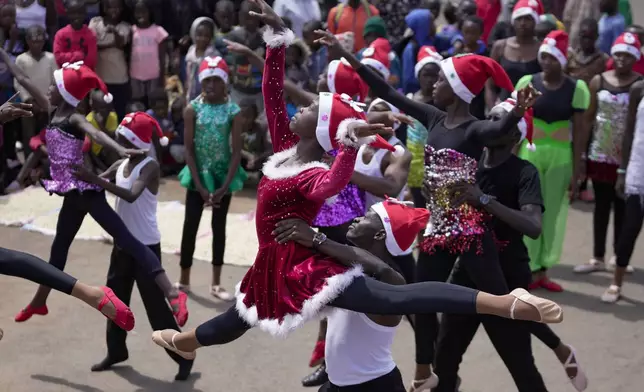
[512,8,539,24]
[316,92,335,151]
[539,44,567,67]
[440,57,476,103]
[414,57,441,78]
[371,202,407,256]
[262,27,295,48]
[360,57,390,80]
[392,145,405,157]
[261,146,329,180]
[526,142,537,151]
[117,125,151,150]
[53,68,81,107]
[159,136,169,146]
[199,67,229,83]
[103,93,113,104]
[368,98,399,115]
[611,43,642,60]
[335,118,375,148]
[234,265,364,338]
[326,59,341,94]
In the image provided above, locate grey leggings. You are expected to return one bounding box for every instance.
[194,276,480,346]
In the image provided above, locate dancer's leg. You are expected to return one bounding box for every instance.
[26,193,87,308]
[178,189,205,286]
[210,194,232,290]
[592,181,613,260]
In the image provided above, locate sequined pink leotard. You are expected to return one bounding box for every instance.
[235,30,363,337]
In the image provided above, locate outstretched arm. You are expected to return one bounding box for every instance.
[273,219,405,284]
[73,159,159,203]
[0,49,50,111]
[70,113,130,158]
[350,147,412,198]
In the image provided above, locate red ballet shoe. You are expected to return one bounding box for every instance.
[527,281,541,291]
[309,340,325,367]
[171,291,189,327]
[15,304,48,322]
[530,278,564,292]
[98,287,135,331]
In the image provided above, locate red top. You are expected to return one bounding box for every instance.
[476,0,501,43]
[235,34,363,337]
[53,25,98,70]
[606,56,644,75]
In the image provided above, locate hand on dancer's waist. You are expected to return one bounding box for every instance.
[272,219,315,247]
[248,0,285,31]
[72,164,97,183]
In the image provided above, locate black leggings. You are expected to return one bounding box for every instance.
[194,275,479,347]
[592,180,625,259]
[50,191,164,277]
[0,247,77,294]
[615,194,644,267]
[180,190,233,269]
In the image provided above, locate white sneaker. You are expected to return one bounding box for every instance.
[409,369,439,392]
[606,256,634,274]
[573,258,606,273]
[210,285,234,301]
[601,285,621,303]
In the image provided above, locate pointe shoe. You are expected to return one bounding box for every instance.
[510,288,563,323]
[563,345,588,392]
[152,330,196,360]
[171,291,189,327]
[98,287,135,331]
[15,304,48,322]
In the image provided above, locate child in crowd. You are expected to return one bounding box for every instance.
[535,20,557,42]
[129,0,168,105]
[607,25,644,75]
[436,0,458,41]
[598,0,625,55]
[86,89,120,172]
[185,17,218,101]
[360,16,402,88]
[445,15,488,57]
[214,0,235,38]
[303,20,328,92]
[165,75,184,106]
[239,98,270,174]
[146,88,172,162]
[225,0,265,120]
[14,25,55,157]
[89,0,131,119]
[53,0,97,69]
[167,96,186,168]
[285,38,310,88]
[0,3,22,57]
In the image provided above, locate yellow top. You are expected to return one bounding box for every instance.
[86,111,119,155]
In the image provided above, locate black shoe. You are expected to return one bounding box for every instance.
[91,353,129,372]
[175,358,194,381]
[302,363,328,387]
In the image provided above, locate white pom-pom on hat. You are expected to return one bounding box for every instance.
[159,136,169,146]
[104,93,113,104]
[393,145,405,157]
[526,142,536,151]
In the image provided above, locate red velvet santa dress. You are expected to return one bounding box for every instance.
[235,28,399,337]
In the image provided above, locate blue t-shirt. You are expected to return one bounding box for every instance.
[598,13,625,55]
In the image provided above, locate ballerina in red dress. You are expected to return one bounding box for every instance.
[151,0,565,359]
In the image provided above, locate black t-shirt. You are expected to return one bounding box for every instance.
[476,154,544,263]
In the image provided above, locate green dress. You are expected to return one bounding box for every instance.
[178,96,247,193]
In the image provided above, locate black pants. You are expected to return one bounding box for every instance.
[106,82,131,120]
[319,367,406,392]
[104,244,191,364]
[0,247,77,294]
[592,180,625,259]
[51,191,165,278]
[194,275,479,346]
[615,194,644,267]
[414,231,509,365]
[433,257,548,392]
[179,190,232,269]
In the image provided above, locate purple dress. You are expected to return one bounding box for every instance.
[313,150,366,227]
[41,127,102,195]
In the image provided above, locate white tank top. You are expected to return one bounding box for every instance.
[16,1,47,30]
[114,157,161,245]
[325,308,397,386]
[354,136,407,209]
[626,98,644,196]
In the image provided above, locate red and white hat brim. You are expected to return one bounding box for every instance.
[539,43,567,66]
[414,57,441,78]
[439,57,476,103]
[361,57,390,80]
[53,68,81,107]
[611,43,642,60]
[326,59,342,94]
[371,202,411,256]
[493,100,528,142]
[316,92,336,152]
[117,125,151,150]
[199,67,228,84]
[512,7,539,24]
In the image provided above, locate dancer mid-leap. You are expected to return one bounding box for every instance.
[150,0,562,360]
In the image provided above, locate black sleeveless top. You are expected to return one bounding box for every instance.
[499,41,541,99]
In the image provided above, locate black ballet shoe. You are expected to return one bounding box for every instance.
[302,363,328,387]
[91,353,129,372]
[174,358,194,381]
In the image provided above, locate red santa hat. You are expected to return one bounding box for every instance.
[327,58,369,101]
[53,61,112,107]
[493,98,535,150]
[439,54,514,104]
[511,0,544,24]
[611,32,642,60]
[198,56,229,84]
[415,45,443,78]
[360,38,391,80]
[316,92,404,156]
[538,30,569,67]
[117,112,168,149]
[371,197,430,256]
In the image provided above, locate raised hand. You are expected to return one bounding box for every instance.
[223,39,252,55]
[248,0,285,30]
[350,122,393,140]
[0,100,32,123]
[516,83,541,109]
[314,29,346,59]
